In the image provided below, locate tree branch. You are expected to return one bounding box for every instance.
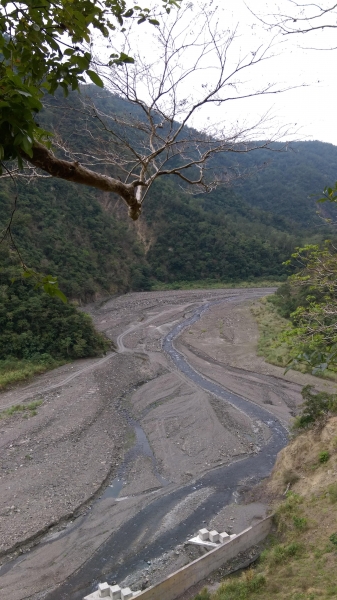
[21,142,143,220]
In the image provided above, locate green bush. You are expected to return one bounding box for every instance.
[293,516,308,531]
[268,542,303,566]
[277,491,303,514]
[329,533,337,547]
[292,386,337,431]
[319,451,330,463]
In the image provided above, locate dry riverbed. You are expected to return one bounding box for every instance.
[0,289,335,600]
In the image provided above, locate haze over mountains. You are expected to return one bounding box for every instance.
[1,88,337,300]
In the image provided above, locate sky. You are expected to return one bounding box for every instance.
[97,0,337,146]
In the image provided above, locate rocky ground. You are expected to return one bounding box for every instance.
[0,289,335,600]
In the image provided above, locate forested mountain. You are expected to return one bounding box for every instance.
[233,141,337,226]
[1,88,336,298]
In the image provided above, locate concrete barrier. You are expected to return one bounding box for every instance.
[132,516,273,600]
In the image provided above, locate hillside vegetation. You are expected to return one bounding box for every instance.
[195,407,337,600]
[2,89,336,300]
[1,89,337,387]
[0,269,110,389]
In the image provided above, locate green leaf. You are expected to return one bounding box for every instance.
[117,53,135,64]
[86,70,104,87]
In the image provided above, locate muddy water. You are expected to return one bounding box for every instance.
[46,294,288,600]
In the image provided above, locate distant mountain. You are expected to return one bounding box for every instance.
[1,88,336,297]
[231,141,337,226]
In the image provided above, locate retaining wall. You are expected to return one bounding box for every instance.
[134,516,273,600]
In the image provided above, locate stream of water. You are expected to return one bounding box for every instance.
[45,294,288,600]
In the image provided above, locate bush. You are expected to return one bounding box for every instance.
[283,470,300,486]
[292,385,337,431]
[277,491,303,514]
[319,451,330,463]
[329,533,337,547]
[268,542,303,566]
[293,516,308,531]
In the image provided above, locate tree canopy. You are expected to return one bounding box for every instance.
[0,0,180,164]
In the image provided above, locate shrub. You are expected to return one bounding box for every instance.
[268,542,303,566]
[292,385,337,431]
[319,450,330,463]
[283,470,300,486]
[293,516,308,531]
[329,533,337,547]
[278,491,303,514]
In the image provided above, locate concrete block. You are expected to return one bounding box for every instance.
[219,532,230,544]
[229,534,237,541]
[121,588,133,600]
[98,583,111,598]
[110,586,122,600]
[198,528,209,541]
[209,530,219,543]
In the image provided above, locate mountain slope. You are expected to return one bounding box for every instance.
[1,89,337,296]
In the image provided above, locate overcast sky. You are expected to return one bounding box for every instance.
[229,0,337,145]
[98,0,337,145]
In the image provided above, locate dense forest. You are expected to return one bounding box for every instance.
[2,89,336,299]
[1,88,337,379]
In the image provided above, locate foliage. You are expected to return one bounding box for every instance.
[267,242,337,374]
[276,491,304,516]
[318,181,337,206]
[267,542,303,566]
[251,297,293,368]
[319,450,330,464]
[1,90,319,298]
[0,269,110,360]
[292,385,337,431]
[0,355,65,389]
[0,172,150,299]
[1,92,336,305]
[0,0,180,163]
[145,179,299,284]
[234,141,337,227]
[202,483,337,599]
[212,572,266,600]
[293,516,308,531]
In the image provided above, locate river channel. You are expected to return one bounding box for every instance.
[46,296,288,600]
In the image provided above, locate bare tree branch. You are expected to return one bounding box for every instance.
[251,1,337,48]
[12,4,299,219]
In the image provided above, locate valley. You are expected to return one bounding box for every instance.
[0,288,335,600]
